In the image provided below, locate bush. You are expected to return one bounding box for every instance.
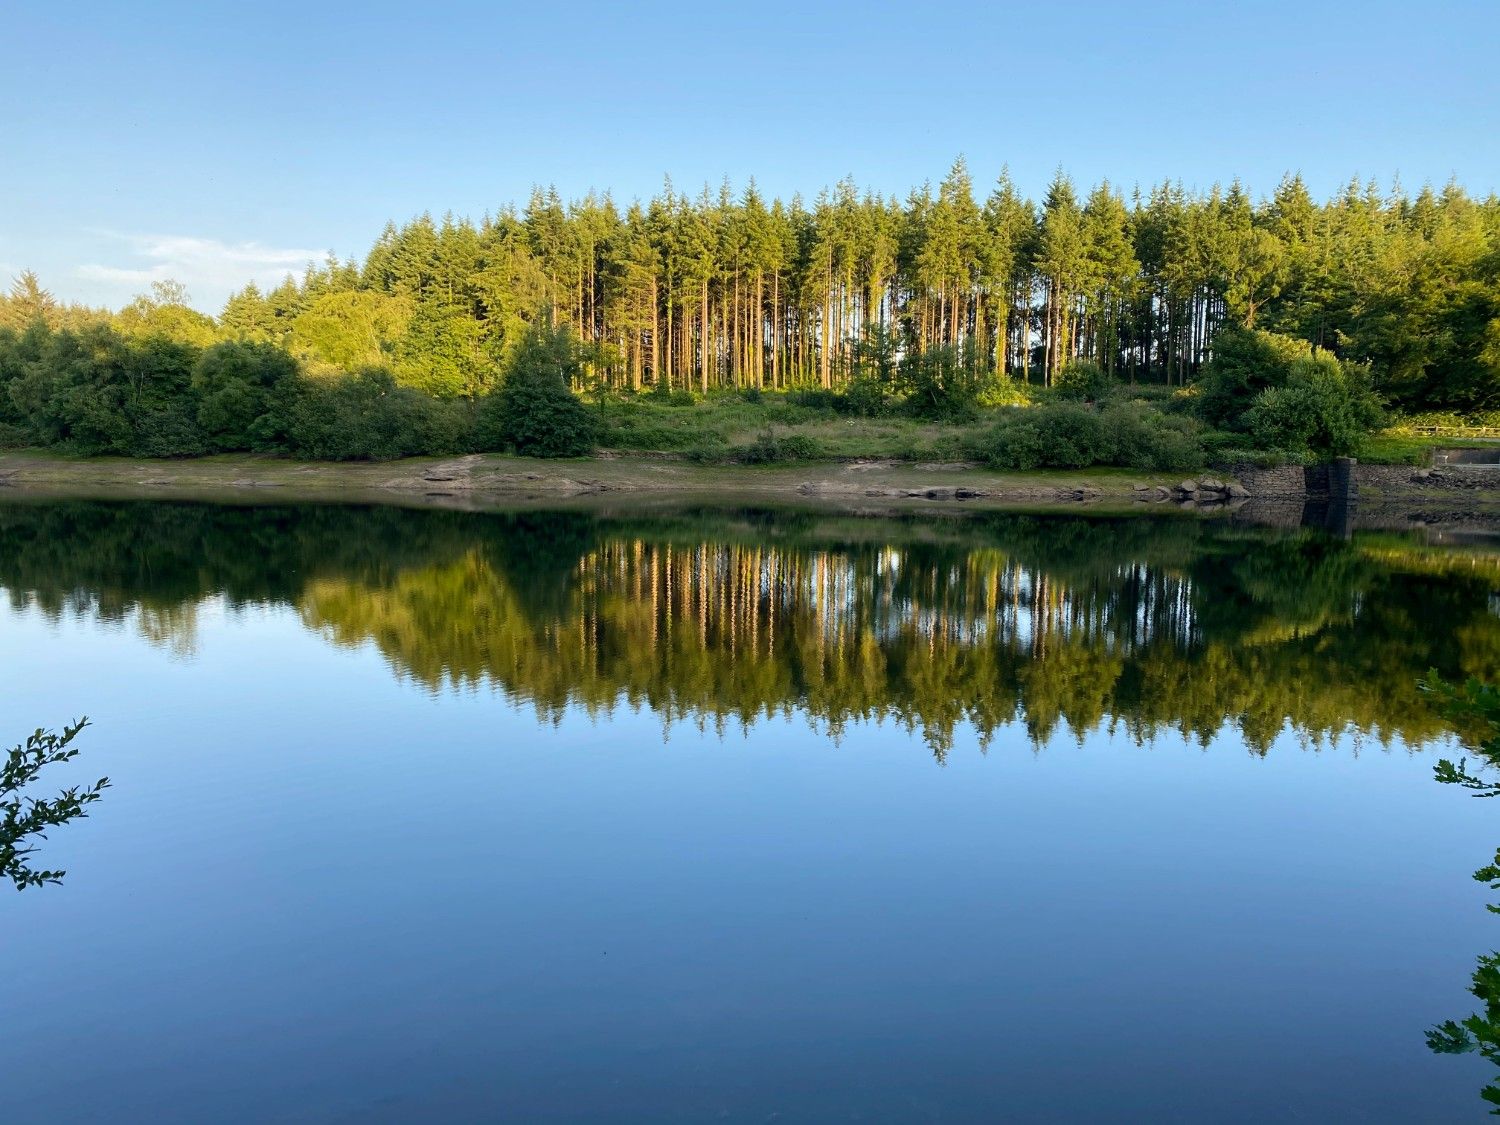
[117,336,207,457]
[682,429,822,464]
[192,340,299,451]
[844,324,903,416]
[601,417,704,451]
[1245,352,1384,457]
[1115,383,1179,407]
[1054,360,1116,402]
[786,387,839,411]
[977,375,1029,409]
[901,346,983,421]
[289,369,468,461]
[474,376,596,457]
[130,402,207,458]
[0,325,213,456]
[472,321,598,457]
[981,401,1205,471]
[842,375,897,418]
[683,440,727,464]
[738,431,820,463]
[1098,403,1204,471]
[648,381,696,407]
[985,402,1106,469]
[1194,326,1310,431]
[417,397,474,454]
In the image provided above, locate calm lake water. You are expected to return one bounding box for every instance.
[4,499,1500,1122]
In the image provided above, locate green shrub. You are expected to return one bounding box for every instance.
[984,402,1105,469]
[1054,360,1116,402]
[901,346,983,421]
[1099,403,1204,471]
[786,387,840,411]
[1115,383,1178,406]
[417,397,474,454]
[1,324,212,456]
[976,375,1029,408]
[981,401,1205,471]
[473,321,598,457]
[734,430,821,463]
[648,381,696,407]
[1028,402,1111,467]
[289,369,467,461]
[843,324,904,416]
[600,417,704,451]
[474,376,596,457]
[118,336,207,457]
[683,440,727,464]
[130,402,207,458]
[894,432,982,463]
[1194,326,1309,431]
[759,401,803,425]
[983,415,1048,469]
[192,340,299,451]
[1245,352,1384,457]
[842,375,898,418]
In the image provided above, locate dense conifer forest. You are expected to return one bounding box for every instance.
[1,162,1496,464]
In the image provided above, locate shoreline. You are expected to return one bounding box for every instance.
[1,451,1497,529]
[0,451,1188,506]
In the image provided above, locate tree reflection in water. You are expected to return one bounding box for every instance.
[5,499,1500,1107]
[0,501,1496,759]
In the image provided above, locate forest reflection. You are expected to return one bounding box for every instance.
[3,500,1497,757]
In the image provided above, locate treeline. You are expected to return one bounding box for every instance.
[0,307,1401,466]
[4,162,1499,411]
[0,315,599,460]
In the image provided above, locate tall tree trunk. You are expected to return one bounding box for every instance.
[772,273,781,388]
[650,277,660,388]
[700,280,709,393]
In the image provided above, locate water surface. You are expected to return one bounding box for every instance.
[3,501,1498,1121]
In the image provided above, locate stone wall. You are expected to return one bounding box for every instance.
[1227,463,1306,497]
[1433,448,1500,466]
[1357,465,1500,495]
[1223,461,1499,501]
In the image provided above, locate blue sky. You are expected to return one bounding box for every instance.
[2,0,1494,312]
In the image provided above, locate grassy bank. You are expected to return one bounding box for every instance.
[593,391,1489,468]
[594,393,994,462]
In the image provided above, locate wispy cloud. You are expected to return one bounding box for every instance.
[76,232,324,312]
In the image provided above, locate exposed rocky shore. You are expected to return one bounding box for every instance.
[0,452,1494,531]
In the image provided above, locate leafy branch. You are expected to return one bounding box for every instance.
[1422,671,1500,797]
[1422,674,1500,1112]
[1,718,109,890]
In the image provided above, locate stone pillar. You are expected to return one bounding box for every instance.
[1327,457,1357,538]
[1329,457,1358,502]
